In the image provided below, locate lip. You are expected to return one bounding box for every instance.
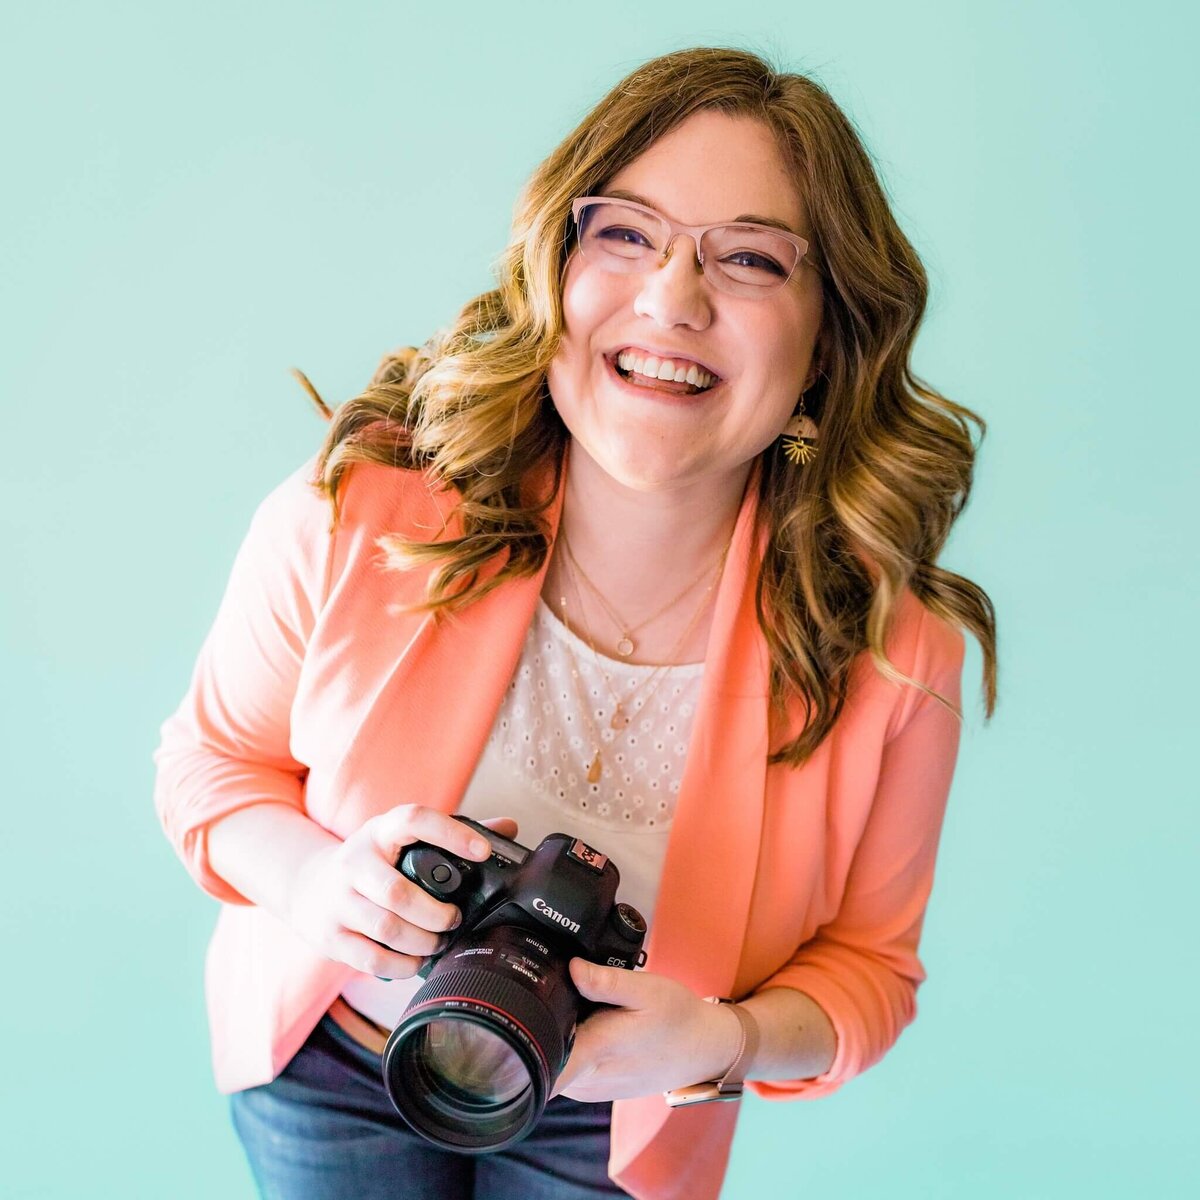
[607,345,724,381]
[602,351,723,404]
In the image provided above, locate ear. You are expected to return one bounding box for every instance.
[799,363,825,399]
[801,328,828,396]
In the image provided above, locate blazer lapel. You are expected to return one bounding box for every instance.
[327,463,564,833]
[609,473,772,1186]
[642,477,770,992]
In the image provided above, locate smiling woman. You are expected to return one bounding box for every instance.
[155,44,997,1200]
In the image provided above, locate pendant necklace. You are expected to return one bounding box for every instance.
[560,530,719,659]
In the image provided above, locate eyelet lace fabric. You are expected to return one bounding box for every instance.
[489,599,705,832]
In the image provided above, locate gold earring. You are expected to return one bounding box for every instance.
[780,393,819,465]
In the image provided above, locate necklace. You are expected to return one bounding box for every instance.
[556,538,730,782]
[560,530,721,658]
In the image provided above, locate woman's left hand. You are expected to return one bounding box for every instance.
[552,959,740,1102]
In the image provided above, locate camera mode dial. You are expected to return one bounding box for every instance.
[611,902,647,942]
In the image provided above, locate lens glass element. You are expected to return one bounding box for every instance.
[420,1018,530,1107]
[381,922,580,1152]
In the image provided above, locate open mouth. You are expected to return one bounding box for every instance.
[606,352,721,397]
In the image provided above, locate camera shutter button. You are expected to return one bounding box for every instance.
[431,863,453,885]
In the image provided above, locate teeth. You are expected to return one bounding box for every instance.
[616,350,716,389]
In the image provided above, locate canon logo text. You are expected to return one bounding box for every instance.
[532,897,581,934]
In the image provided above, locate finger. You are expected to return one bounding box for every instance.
[331,930,425,981]
[371,805,493,863]
[478,817,519,841]
[351,852,462,934]
[340,892,447,959]
[569,958,656,1009]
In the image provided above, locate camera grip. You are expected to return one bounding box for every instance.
[398,845,472,898]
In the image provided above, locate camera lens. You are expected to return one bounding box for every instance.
[382,924,579,1153]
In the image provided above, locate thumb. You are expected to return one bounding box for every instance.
[569,958,652,1009]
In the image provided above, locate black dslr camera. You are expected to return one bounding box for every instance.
[381,816,648,1154]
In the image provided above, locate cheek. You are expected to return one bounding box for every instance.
[737,316,818,442]
[747,318,808,398]
[547,267,586,400]
[559,258,606,349]
[549,267,629,411]
[762,301,820,394]
[561,254,643,353]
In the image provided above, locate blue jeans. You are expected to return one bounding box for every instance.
[229,1014,629,1199]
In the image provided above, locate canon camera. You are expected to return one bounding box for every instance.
[381,816,648,1153]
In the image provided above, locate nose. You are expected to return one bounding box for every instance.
[632,233,713,330]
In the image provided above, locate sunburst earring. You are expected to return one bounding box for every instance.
[780,393,819,465]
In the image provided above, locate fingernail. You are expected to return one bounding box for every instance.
[470,837,489,857]
[451,910,463,930]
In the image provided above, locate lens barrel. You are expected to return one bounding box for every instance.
[382,924,578,1153]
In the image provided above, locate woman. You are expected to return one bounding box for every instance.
[155,46,996,1200]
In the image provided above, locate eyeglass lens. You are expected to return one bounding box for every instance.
[576,201,798,293]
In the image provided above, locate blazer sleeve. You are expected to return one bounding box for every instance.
[152,458,333,905]
[750,607,967,1100]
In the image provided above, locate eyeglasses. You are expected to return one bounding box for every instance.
[569,195,810,298]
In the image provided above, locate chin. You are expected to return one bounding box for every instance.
[585,435,712,493]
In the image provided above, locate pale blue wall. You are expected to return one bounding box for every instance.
[3,2,1195,1195]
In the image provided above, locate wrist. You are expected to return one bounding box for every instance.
[207,802,338,920]
[701,996,747,1081]
[667,997,760,1107]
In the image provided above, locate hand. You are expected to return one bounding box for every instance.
[552,959,742,1102]
[283,807,517,980]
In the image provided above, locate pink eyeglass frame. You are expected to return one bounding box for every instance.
[570,195,811,289]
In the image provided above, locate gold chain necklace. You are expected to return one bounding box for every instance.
[560,530,721,658]
[555,539,729,782]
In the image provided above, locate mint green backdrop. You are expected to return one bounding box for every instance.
[3,2,1195,1196]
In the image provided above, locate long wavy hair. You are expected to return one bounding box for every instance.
[303,45,997,765]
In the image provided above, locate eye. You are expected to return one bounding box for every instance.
[723,250,787,276]
[597,224,653,248]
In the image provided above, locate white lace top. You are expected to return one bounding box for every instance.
[340,598,705,1028]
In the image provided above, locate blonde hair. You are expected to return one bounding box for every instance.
[305,45,997,764]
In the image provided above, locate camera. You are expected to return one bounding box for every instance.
[381,816,648,1153]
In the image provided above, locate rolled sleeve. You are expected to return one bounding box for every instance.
[751,614,966,1099]
[152,458,333,904]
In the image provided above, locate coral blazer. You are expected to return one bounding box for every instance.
[154,452,965,1200]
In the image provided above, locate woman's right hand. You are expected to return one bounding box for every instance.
[283,806,514,980]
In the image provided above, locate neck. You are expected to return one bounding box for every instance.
[540,441,750,664]
[560,440,749,569]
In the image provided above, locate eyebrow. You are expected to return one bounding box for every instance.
[602,188,802,237]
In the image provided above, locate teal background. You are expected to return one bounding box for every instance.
[2,1,1196,1196]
